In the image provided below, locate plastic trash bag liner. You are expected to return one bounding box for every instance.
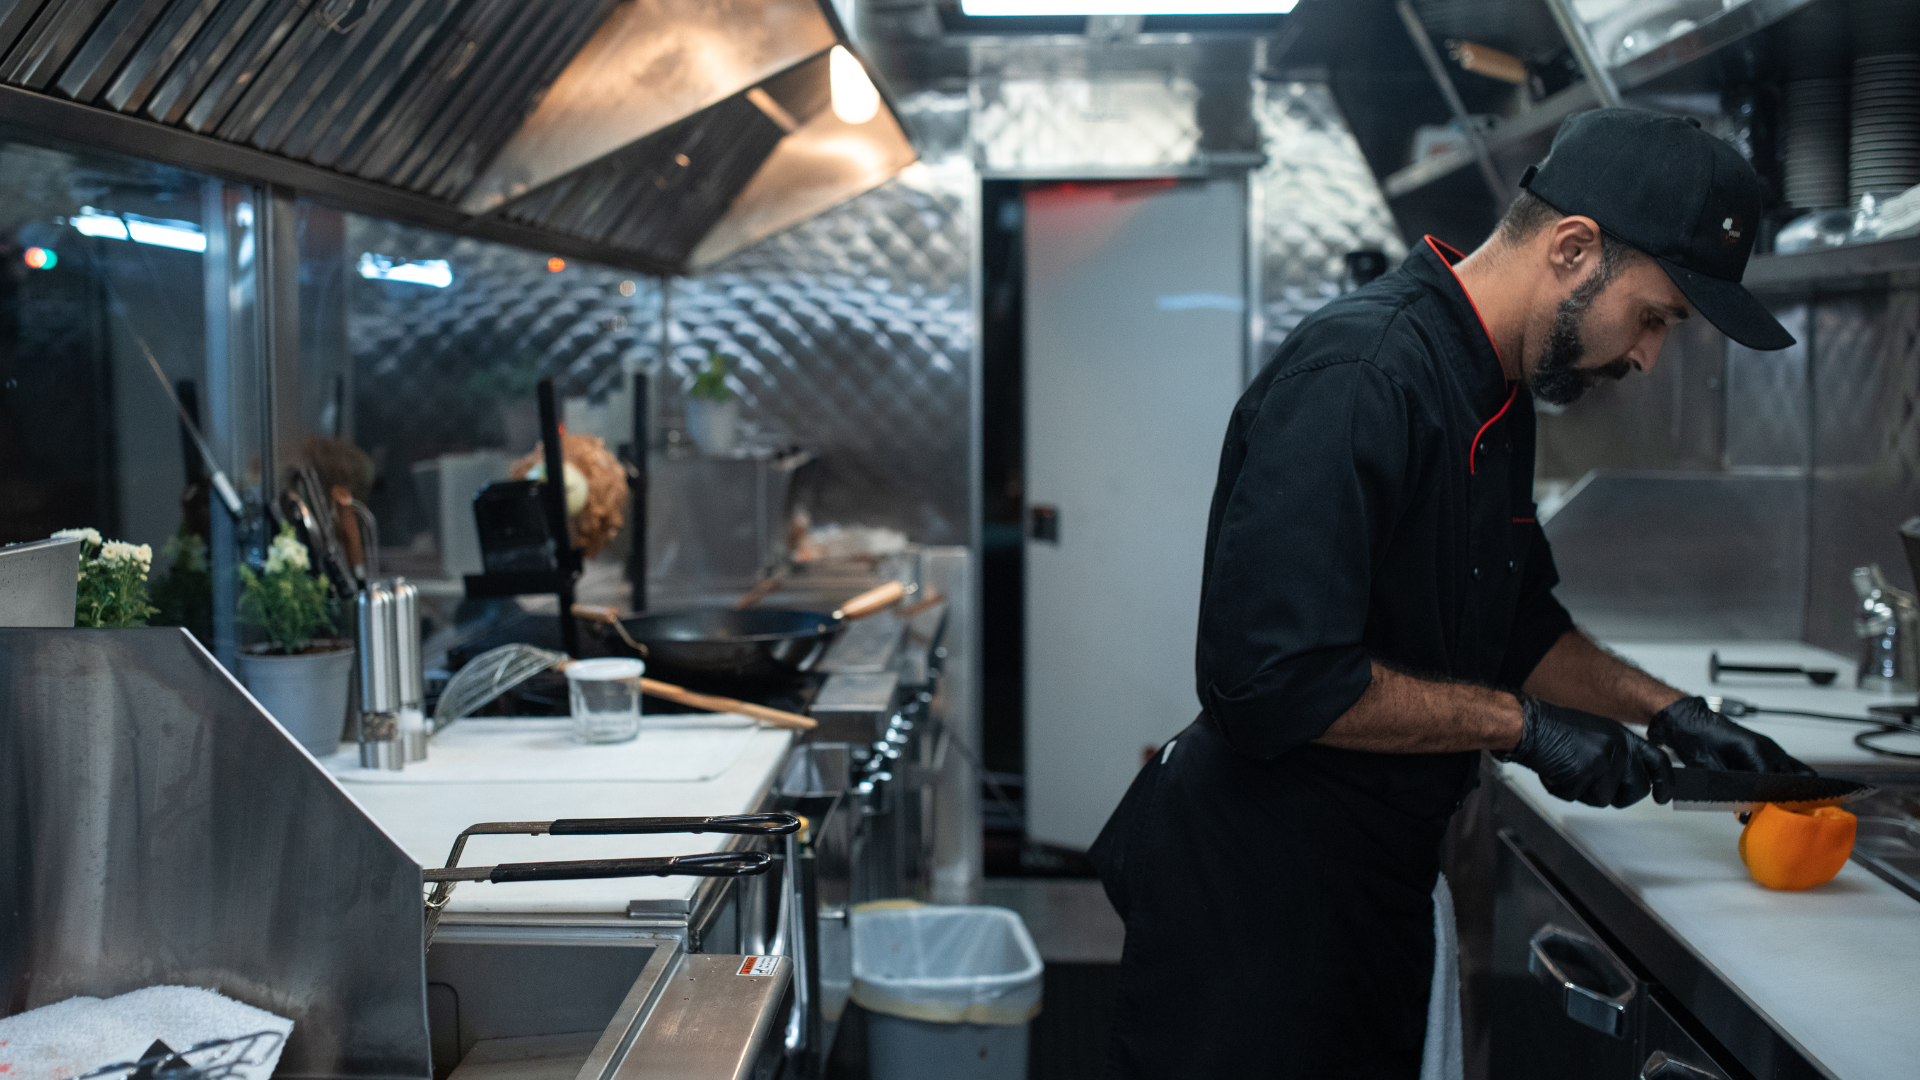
[850,905,1043,1025]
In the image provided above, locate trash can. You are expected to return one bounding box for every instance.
[851,904,1044,1080]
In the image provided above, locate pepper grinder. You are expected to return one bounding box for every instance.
[357,581,404,770]
[391,577,428,762]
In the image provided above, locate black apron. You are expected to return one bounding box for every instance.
[1092,238,1575,1079]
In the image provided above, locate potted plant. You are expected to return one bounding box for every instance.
[52,527,156,627]
[685,351,742,456]
[150,524,213,646]
[234,525,353,758]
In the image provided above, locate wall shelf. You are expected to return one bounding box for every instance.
[1380,0,1822,202]
[1745,235,1920,294]
[1382,82,1596,198]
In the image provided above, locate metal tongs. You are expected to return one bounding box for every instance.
[422,812,801,944]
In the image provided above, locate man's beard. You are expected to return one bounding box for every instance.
[1528,258,1634,406]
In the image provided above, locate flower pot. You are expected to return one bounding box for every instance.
[685,396,741,456]
[237,641,354,758]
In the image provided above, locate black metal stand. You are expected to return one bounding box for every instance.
[536,379,581,656]
[629,368,648,614]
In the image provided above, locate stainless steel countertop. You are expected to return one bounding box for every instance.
[1497,640,1920,1080]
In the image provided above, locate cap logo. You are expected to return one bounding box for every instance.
[1722,216,1742,244]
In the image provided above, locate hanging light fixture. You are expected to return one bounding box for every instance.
[960,1,1298,12]
[829,45,880,126]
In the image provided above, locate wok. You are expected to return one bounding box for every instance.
[575,581,907,684]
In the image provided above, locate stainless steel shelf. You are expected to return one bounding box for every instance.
[1382,0,1822,201]
[1745,235,1920,293]
[1382,82,1596,198]
[1610,0,1821,90]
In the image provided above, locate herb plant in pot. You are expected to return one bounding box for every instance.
[51,527,157,627]
[235,525,353,758]
[685,351,741,456]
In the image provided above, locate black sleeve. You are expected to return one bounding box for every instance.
[1195,360,1412,760]
[1496,521,1576,689]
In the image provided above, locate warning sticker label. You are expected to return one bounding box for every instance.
[737,956,779,977]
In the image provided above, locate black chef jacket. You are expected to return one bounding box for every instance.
[1093,237,1575,1080]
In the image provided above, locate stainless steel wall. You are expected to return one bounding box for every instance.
[1809,287,1920,653]
[665,95,975,545]
[1536,284,1920,655]
[0,629,429,1079]
[1254,81,1408,359]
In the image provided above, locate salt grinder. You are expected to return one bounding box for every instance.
[357,581,403,770]
[391,577,428,761]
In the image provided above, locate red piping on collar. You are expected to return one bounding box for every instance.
[1423,236,1507,374]
[1470,384,1518,475]
[1426,235,1519,477]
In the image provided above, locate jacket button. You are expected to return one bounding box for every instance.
[1477,442,1489,455]
[1471,567,1482,581]
[1507,559,1517,574]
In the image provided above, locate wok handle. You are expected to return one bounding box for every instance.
[834,581,907,621]
[569,604,648,655]
[486,852,774,884]
[571,603,620,624]
[640,676,818,731]
[549,813,801,837]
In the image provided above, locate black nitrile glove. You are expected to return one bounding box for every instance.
[1506,696,1672,808]
[1647,696,1814,775]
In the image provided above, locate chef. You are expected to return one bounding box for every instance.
[1090,109,1813,1078]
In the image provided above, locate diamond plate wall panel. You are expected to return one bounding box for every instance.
[1254,82,1407,354]
[1534,312,1730,484]
[897,88,970,165]
[1725,303,1811,469]
[971,76,1201,174]
[1807,288,1920,655]
[341,215,662,548]
[668,142,973,545]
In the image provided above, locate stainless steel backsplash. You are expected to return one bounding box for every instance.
[1537,285,1920,654]
[665,111,975,546]
[1254,82,1408,357]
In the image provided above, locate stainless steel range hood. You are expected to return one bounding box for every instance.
[0,0,917,273]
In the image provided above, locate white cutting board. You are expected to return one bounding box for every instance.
[324,715,760,784]
[328,717,794,911]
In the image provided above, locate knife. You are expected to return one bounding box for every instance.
[1667,769,1875,811]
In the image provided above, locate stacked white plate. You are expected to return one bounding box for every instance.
[1851,54,1920,203]
[1785,78,1850,210]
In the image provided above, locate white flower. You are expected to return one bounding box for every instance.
[52,527,101,549]
[99,540,153,574]
[265,531,310,574]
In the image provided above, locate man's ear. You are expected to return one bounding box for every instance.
[1548,215,1604,280]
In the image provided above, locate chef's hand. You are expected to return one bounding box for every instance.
[1647,696,1814,775]
[1507,696,1672,808]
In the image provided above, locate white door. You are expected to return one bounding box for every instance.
[1023,177,1247,851]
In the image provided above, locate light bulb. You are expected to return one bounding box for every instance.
[830,45,880,126]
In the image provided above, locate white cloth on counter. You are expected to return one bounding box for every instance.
[0,985,292,1080]
[1421,872,1465,1080]
[324,714,759,784]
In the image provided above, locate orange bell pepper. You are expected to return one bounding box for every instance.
[1737,803,1857,891]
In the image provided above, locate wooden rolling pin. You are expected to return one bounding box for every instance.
[1448,39,1528,85]
[639,676,817,732]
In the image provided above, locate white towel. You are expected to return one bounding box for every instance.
[1421,873,1465,1080]
[0,986,293,1080]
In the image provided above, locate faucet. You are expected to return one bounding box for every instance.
[1853,564,1918,693]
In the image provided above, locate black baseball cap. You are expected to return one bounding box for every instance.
[1520,108,1794,350]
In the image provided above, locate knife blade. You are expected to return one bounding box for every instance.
[1667,769,1875,811]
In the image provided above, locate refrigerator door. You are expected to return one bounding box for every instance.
[1493,830,1644,1080]
[1639,993,1733,1080]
